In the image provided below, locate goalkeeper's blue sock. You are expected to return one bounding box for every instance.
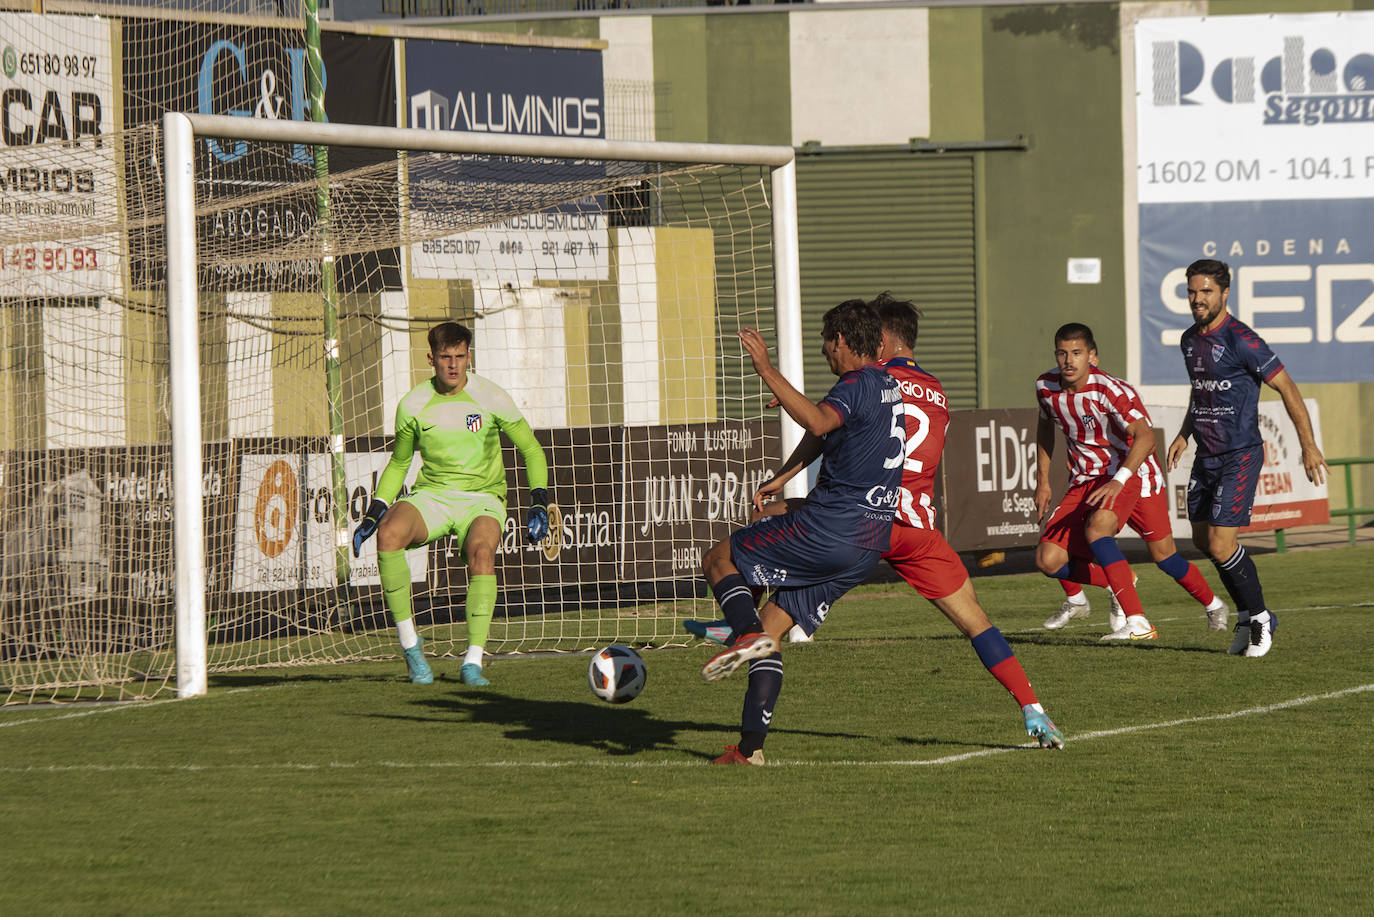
[738,651,783,756]
[710,573,760,635]
[1214,546,1266,624]
[464,574,498,657]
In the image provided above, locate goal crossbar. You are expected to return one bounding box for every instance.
[161,111,805,698]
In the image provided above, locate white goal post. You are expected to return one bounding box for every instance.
[162,112,805,698]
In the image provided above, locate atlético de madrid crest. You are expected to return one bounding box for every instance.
[466,413,482,433]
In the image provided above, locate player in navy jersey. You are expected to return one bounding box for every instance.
[1166,259,1326,658]
[697,299,904,765]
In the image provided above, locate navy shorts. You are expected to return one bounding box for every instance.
[1187,446,1262,527]
[728,508,882,637]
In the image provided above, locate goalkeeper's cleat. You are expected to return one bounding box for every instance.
[712,745,766,765]
[1205,597,1229,632]
[1043,597,1090,630]
[459,662,491,686]
[683,619,734,646]
[1243,610,1275,658]
[403,641,434,685]
[701,631,777,683]
[1107,572,1138,634]
[1099,614,1158,642]
[1022,703,1065,749]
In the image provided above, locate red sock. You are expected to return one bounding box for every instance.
[1178,564,1216,606]
[1070,559,1111,589]
[1103,560,1145,617]
[988,657,1038,708]
[1060,579,1084,599]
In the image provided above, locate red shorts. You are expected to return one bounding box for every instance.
[1040,475,1144,560]
[882,525,969,601]
[1125,488,1172,542]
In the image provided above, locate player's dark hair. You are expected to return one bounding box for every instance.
[1054,322,1096,352]
[1186,258,1231,289]
[872,291,921,349]
[822,299,882,360]
[428,321,473,353]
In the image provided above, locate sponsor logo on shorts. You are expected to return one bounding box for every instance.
[815,601,830,622]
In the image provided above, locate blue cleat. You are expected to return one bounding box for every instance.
[684,619,734,646]
[460,662,490,686]
[1022,703,1065,749]
[403,641,434,685]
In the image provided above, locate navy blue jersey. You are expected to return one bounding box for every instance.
[797,364,905,551]
[1180,314,1283,457]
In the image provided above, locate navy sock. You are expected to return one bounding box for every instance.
[711,573,761,634]
[1214,546,1265,623]
[739,652,783,754]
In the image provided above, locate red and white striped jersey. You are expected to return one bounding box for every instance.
[880,356,950,529]
[1035,365,1165,497]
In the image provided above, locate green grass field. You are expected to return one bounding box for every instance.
[4,545,1371,916]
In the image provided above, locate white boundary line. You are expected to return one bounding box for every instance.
[2,683,1369,772]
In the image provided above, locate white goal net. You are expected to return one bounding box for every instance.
[1,9,801,702]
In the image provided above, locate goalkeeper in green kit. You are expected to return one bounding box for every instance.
[352,321,551,686]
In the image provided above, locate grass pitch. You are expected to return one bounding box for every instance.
[3,545,1372,916]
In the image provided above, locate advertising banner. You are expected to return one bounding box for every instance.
[939,409,1068,553]
[1135,13,1374,384]
[0,444,235,614]
[231,443,426,592]
[619,421,777,583]
[0,13,120,297]
[121,22,398,292]
[404,38,608,288]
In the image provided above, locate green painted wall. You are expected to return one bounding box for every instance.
[653,14,789,144]
[979,3,1124,407]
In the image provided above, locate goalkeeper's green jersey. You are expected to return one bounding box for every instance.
[374,373,548,507]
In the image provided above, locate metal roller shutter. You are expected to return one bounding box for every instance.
[797,153,978,407]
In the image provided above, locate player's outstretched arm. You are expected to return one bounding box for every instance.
[355,418,417,555]
[1266,369,1327,485]
[1034,414,1056,522]
[502,418,552,543]
[1086,418,1155,510]
[738,327,842,437]
[1168,393,1197,470]
[752,432,824,513]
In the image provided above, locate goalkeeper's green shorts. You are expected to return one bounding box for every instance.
[399,489,505,555]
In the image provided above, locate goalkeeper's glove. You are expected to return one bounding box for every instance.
[526,488,550,544]
[352,498,388,557]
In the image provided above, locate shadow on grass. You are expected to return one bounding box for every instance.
[360,691,904,761]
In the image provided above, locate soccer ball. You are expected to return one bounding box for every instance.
[587,644,647,704]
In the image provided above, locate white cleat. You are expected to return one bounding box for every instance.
[1205,597,1229,632]
[785,623,813,644]
[1100,614,1158,642]
[1044,598,1091,630]
[1107,572,1139,634]
[1242,610,1274,658]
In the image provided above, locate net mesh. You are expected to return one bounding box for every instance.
[1,9,786,703]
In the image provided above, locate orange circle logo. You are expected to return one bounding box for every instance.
[254,460,298,558]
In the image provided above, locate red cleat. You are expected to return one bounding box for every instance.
[712,745,766,765]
